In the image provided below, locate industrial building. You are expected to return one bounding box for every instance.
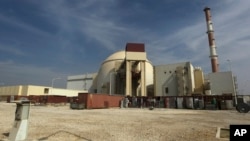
[96,43,153,96]
[0,7,240,109]
[0,85,87,102]
[67,45,236,97]
[67,43,154,97]
[65,8,237,98]
[66,8,237,99]
[0,40,237,108]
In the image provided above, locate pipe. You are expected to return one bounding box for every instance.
[204,7,219,73]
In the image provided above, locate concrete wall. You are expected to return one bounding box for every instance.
[207,71,235,95]
[67,73,97,91]
[49,88,86,97]
[154,62,195,96]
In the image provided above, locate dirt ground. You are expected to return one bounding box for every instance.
[0,102,249,141]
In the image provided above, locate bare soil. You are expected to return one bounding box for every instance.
[0,102,249,141]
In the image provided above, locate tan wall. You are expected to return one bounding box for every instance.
[194,68,204,94]
[0,85,22,96]
[0,85,45,96]
[187,62,195,94]
[20,85,28,96]
[126,52,146,60]
[0,85,87,97]
[27,85,48,95]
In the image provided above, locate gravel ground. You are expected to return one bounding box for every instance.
[0,102,250,141]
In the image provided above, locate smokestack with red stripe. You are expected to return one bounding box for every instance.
[204,7,219,73]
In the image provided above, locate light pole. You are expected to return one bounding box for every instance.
[51,77,61,95]
[227,59,232,72]
[109,71,116,95]
[83,73,88,90]
[226,59,237,105]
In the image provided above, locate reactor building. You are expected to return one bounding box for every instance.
[67,43,236,97]
[68,43,154,97]
[66,7,237,97]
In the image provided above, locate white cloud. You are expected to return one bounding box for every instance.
[0,60,14,65]
[0,44,26,56]
[33,0,124,51]
[0,62,67,88]
[0,14,52,38]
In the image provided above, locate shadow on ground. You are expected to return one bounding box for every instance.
[38,130,92,141]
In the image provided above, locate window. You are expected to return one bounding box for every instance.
[165,87,169,94]
[44,88,49,94]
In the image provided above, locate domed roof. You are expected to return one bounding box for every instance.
[102,50,152,65]
[103,50,125,64]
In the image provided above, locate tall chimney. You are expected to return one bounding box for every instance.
[203,7,219,73]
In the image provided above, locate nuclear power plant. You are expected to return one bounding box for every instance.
[2,5,250,141]
[67,7,236,98]
[65,7,239,109]
[68,43,236,98]
[0,7,245,110]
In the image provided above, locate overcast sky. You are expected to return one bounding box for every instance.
[0,0,249,94]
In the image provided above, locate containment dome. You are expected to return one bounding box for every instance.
[96,50,154,96]
[103,50,125,63]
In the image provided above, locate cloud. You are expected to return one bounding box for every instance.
[30,0,126,51]
[0,62,67,88]
[0,14,52,38]
[211,2,250,94]
[0,44,26,56]
[0,60,14,65]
